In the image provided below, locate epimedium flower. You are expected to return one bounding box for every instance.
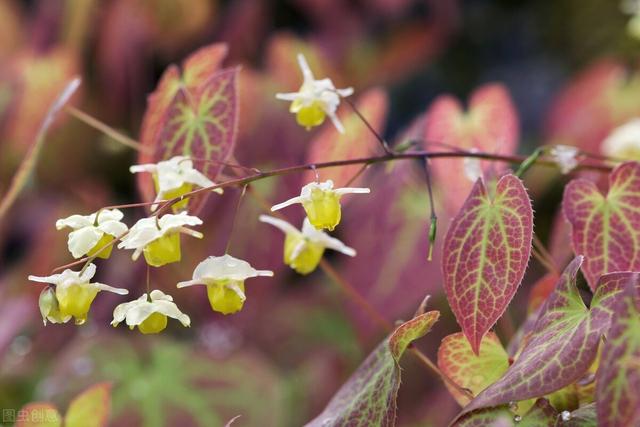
[549,145,580,174]
[56,209,128,259]
[118,212,203,267]
[601,118,640,160]
[270,179,370,231]
[29,263,128,325]
[275,53,354,133]
[111,290,190,334]
[259,215,356,275]
[129,156,222,212]
[177,254,273,315]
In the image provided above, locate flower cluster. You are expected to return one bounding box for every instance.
[30,55,368,333]
[29,156,272,333]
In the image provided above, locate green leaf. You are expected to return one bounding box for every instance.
[15,403,62,427]
[456,257,637,419]
[64,383,111,427]
[306,311,440,427]
[442,174,533,354]
[453,398,557,427]
[596,277,640,427]
[437,332,510,406]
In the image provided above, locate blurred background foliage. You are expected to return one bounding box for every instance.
[1,0,639,426]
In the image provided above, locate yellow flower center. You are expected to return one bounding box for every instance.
[138,312,168,334]
[284,233,325,275]
[56,283,99,325]
[294,101,326,130]
[154,176,193,212]
[302,187,342,231]
[206,280,245,315]
[143,232,181,267]
[87,233,115,259]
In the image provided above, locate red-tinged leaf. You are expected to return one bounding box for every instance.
[305,311,440,427]
[563,161,640,290]
[64,382,111,427]
[453,399,556,427]
[137,43,229,203]
[158,68,238,177]
[303,88,388,187]
[596,276,640,427]
[437,332,510,406]
[527,272,560,313]
[442,174,533,354]
[425,83,519,213]
[0,77,81,223]
[15,403,62,427]
[544,59,640,153]
[456,258,638,418]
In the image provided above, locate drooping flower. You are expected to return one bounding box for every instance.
[111,290,190,334]
[130,156,222,211]
[118,212,203,267]
[275,53,354,133]
[271,180,370,231]
[601,118,640,160]
[29,264,128,325]
[259,215,356,275]
[177,254,273,315]
[56,209,128,259]
[549,144,580,174]
[38,287,71,325]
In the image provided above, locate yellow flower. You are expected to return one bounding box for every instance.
[259,215,356,275]
[177,255,273,315]
[29,264,128,325]
[271,180,370,231]
[130,156,222,212]
[118,213,203,267]
[55,209,127,259]
[111,290,190,334]
[275,54,353,133]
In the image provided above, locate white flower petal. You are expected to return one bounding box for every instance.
[258,215,302,237]
[149,289,174,302]
[130,164,157,174]
[191,254,273,282]
[176,279,206,288]
[56,214,93,230]
[301,218,356,256]
[153,300,191,326]
[327,111,345,134]
[297,53,315,82]
[275,92,301,101]
[271,196,305,211]
[225,282,246,302]
[68,227,103,258]
[98,220,128,237]
[93,282,129,295]
[333,187,371,196]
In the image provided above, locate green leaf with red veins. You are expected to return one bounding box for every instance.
[437,332,510,406]
[596,276,640,427]
[442,174,533,355]
[453,399,556,427]
[305,311,440,427]
[563,161,640,291]
[456,257,638,419]
[424,83,519,214]
[137,43,229,203]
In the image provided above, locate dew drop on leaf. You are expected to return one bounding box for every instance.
[561,410,571,422]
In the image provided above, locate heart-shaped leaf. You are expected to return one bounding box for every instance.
[305,311,440,427]
[15,403,62,427]
[437,332,510,406]
[425,83,519,213]
[442,174,533,354]
[456,257,637,418]
[596,277,640,427]
[563,161,640,290]
[137,43,232,205]
[65,383,111,427]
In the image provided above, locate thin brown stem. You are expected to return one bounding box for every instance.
[532,234,559,274]
[225,185,248,254]
[342,96,392,154]
[66,106,150,153]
